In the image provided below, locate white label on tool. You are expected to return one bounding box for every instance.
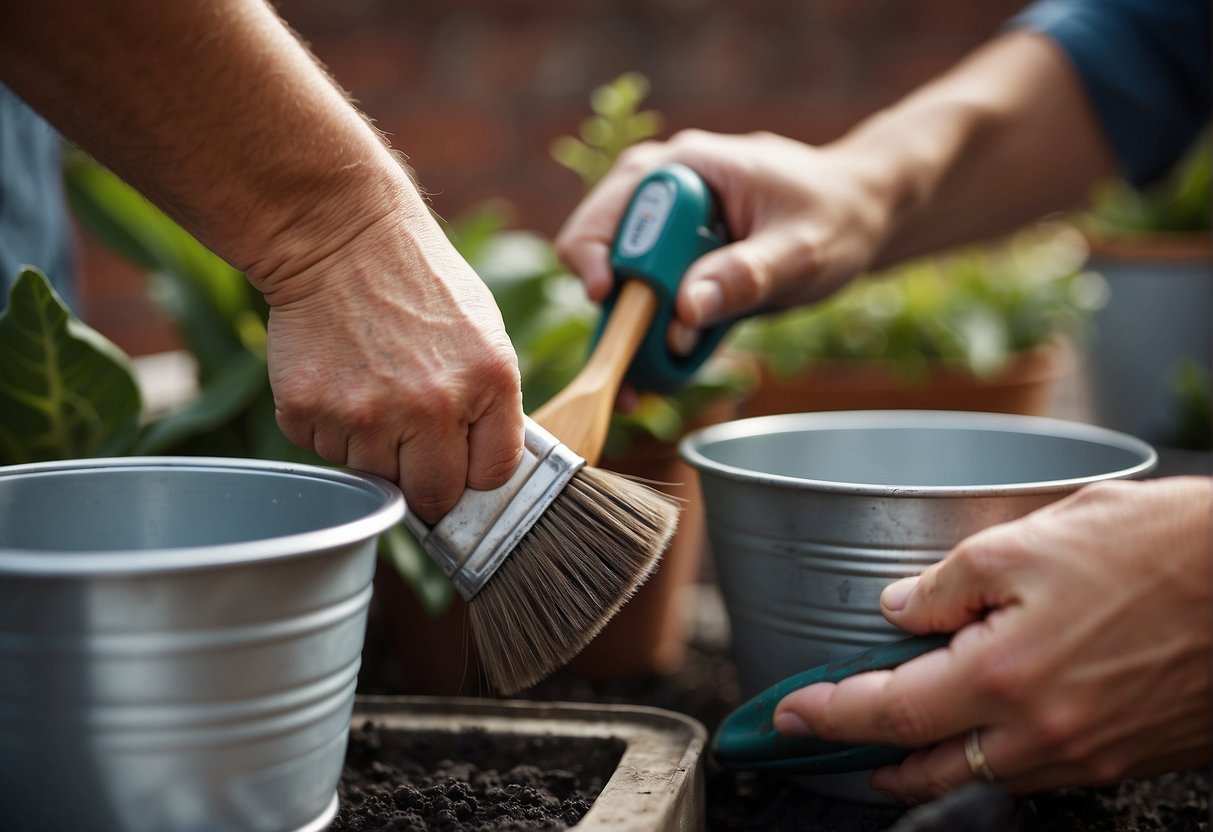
[618,180,675,257]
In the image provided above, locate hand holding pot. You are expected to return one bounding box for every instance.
[773,476,1212,801]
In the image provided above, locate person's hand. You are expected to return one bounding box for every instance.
[257,209,524,524]
[772,476,1212,802]
[554,130,897,353]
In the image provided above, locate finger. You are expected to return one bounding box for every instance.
[615,384,640,413]
[675,224,821,327]
[667,319,700,356]
[274,407,314,450]
[311,426,349,466]
[465,399,524,491]
[346,433,402,484]
[774,622,1003,747]
[874,725,1043,803]
[397,424,470,525]
[555,163,658,302]
[868,736,974,804]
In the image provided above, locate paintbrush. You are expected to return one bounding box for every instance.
[405,163,730,694]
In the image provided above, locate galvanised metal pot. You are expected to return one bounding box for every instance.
[0,457,404,832]
[680,410,1156,802]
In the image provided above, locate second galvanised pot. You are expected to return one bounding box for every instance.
[0,457,404,832]
[680,410,1156,802]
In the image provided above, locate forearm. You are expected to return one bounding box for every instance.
[0,0,427,300]
[829,30,1114,268]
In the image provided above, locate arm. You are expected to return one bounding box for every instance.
[555,30,1113,332]
[855,30,1113,267]
[0,0,524,521]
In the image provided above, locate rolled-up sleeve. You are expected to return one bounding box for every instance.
[1013,0,1210,186]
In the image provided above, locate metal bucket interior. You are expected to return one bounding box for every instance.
[681,410,1156,802]
[0,457,404,832]
[684,410,1156,491]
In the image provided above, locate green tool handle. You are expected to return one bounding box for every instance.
[595,162,731,393]
[711,634,951,775]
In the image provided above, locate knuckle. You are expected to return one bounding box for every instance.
[272,375,315,420]
[410,383,461,426]
[1030,703,1084,755]
[874,696,936,748]
[334,390,385,434]
[971,647,1028,705]
[953,528,1022,583]
[923,774,955,800]
[615,142,662,172]
[725,248,769,307]
[476,343,522,392]
[668,128,710,148]
[1087,755,1129,785]
[474,446,524,487]
[783,229,821,274]
[407,490,460,523]
[312,435,346,464]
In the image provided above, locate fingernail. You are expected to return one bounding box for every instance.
[687,280,723,324]
[773,712,811,737]
[668,321,700,356]
[882,577,919,612]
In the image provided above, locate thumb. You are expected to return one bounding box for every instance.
[881,545,998,636]
[675,225,821,327]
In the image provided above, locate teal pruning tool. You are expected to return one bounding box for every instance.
[712,634,951,774]
[599,162,732,392]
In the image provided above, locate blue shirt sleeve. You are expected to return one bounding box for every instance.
[0,85,74,311]
[1012,0,1211,187]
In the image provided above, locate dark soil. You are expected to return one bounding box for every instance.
[330,724,623,831]
[357,598,1211,832]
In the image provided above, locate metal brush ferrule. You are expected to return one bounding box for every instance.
[403,416,585,600]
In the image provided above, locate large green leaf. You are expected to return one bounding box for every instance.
[0,268,141,463]
[63,152,264,380]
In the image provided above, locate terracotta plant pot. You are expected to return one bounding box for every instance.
[371,561,483,696]
[1083,233,1212,444]
[741,338,1075,419]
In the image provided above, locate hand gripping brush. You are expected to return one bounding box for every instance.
[405,163,733,694]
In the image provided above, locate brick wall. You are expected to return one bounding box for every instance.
[79,0,1028,355]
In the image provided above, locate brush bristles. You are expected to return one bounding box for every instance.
[468,466,679,695]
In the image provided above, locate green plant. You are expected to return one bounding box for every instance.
[1168,360,1212,451]
[0,268,141,462]
[728,223,1105,381]
[1085,132,1211,236]
[550,72,663,189]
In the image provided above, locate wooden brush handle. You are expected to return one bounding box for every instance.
[531,280,658,464]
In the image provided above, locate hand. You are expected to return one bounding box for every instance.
[554,130,897,352]
[261,209,524,524]
[772,477,1212,802]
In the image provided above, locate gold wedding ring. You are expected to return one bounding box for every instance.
[965,729,997,782]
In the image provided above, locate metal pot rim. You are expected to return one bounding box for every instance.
[0,456,405,575]
[679,409,1157,496]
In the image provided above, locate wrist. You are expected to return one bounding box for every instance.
[242,150,435,305]
[828,94,997,266]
